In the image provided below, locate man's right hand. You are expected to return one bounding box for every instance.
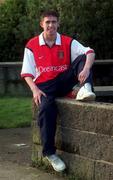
[32,86,46,105]
[24,77,46,105]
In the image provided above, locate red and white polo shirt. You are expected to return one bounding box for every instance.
[21,32,94,84]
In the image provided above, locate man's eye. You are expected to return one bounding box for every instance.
[52,21,56,23]
[46,21,57,24]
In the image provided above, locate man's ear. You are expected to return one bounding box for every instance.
[40,21,43,28]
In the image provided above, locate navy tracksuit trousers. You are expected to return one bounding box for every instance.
[37,55,93,156]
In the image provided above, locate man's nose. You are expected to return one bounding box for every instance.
[49,22,53,27]
[49,22,54,27]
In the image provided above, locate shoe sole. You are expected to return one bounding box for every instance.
[76,94,96,101]
[53,166,66,172]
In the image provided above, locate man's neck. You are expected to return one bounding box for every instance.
[43,33,57,47]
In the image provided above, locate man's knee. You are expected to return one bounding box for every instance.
[71,54,86,75]
[72,54,86,66]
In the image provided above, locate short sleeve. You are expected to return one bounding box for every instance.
[71,39,94,63]
[21,48,36,79]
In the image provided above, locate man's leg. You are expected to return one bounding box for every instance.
[55,54,95,100]
[36,88,66,172]
[38,95,57,156]
[73,55,96,101]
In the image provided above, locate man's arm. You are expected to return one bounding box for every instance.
[21,48,46,105]
[78,52,95,84]
[84,52,95,69]
[24,77,46,105]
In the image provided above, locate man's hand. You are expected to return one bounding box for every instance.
[78,68,90,84]
[24,77,46,105]
[32,86,46,105]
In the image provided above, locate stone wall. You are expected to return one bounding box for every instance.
[93,60,113,86]
[32,99,113,180]
[0,60,113,96]
[0,62,31,96]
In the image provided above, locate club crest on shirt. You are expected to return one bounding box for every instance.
[57,50,64,59]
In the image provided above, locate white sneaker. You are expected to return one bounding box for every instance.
[76,83,96,101]
[46,154,66,172]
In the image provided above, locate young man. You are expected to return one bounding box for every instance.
[21,10,96,172]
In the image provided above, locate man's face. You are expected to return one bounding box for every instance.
[40,16,59,37]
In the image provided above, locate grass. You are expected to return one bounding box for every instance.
[0,96,32,128]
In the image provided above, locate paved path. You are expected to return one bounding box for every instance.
[0,128,67,180]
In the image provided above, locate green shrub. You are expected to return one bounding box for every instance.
[0,0,113,61]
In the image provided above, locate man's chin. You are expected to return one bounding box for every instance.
[48,30,56,36]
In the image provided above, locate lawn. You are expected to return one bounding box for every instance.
[0,97,32,128]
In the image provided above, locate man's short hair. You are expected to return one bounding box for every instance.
[40,10,59,21]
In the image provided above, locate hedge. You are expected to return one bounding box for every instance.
[0,0,113,62]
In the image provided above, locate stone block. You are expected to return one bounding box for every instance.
[62,152,113,180]
[94,160,113,180]
[7,67,21,80]
[0,80,5,95]
[0,67,4,80]
[56,126,113,163]
[56,99,113,135]
[0,63,31,96]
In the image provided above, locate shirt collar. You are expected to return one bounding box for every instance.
[39,32,61,46]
